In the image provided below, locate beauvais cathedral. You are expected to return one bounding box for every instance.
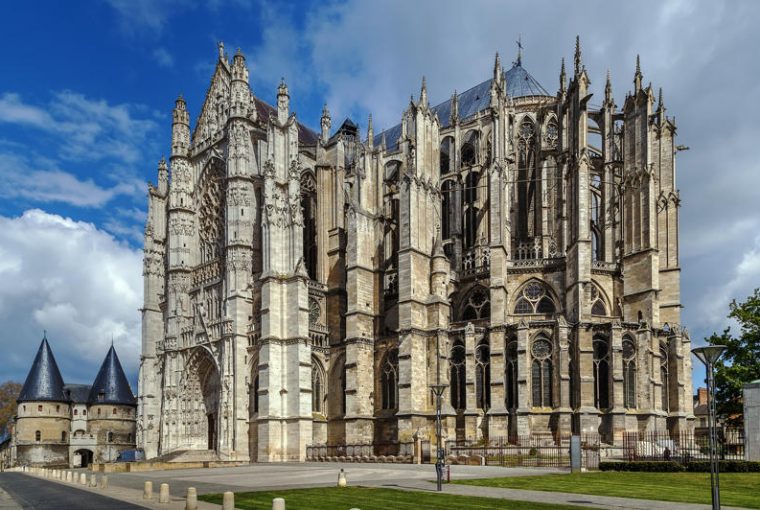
[138,39,693,462]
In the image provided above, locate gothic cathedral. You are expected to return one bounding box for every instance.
[138,39,693,462]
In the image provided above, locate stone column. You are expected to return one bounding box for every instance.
[609,322,626,443]
[515,321,530,437]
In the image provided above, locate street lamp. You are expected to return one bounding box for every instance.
[692,345,727,510]
[430,382,448,492]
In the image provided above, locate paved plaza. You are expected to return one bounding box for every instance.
[0,463,755,510]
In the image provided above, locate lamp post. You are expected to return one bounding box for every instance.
[692,345,727,510]
[430,382,448,492]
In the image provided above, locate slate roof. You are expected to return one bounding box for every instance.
[17,336,68,403]
[374,62,551,151]
[87,346,136,406]
[254,97,320,146]
[64,384,92,404]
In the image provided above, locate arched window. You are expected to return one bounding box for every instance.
[441,180,454,240]
[61,431,67,442]
[127,433,132,443]
[251,373,260,414]
[513,281,557,315]
[35,430,41,442]
[475,339,491,410]
[107,431,114,443]
[505,340,518,410]
[301,172,318,279]
[593,336,610,409]
[312,360,325,414]
[440,136,454,174]
[590,174,602,262]
[622,337,637,409]
[462,171,479,250]
[544,119,558,149]
[531,337,553,408]
[660,343,670,412]
[461,286,490,321]
[383,162,401,298]
[461,130,479,166]
[381,349,399,410]
[590,284,607,316]
[198,160,225,264]
[450,340,466,411]
[517,119,536,239]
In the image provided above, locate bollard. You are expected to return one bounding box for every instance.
[159,483,170,504]
[89,474,97,487]
[337,468,347,487]
[100,475,108,489]
[65,471,71,482]
[272,497,285,510]
[222,491,235,510]
[185,487,198,510]
[79,473,87,485]
[143,481,153,500]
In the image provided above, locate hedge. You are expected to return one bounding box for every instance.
[600,461,760,473]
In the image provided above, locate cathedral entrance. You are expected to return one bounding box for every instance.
[179,348,220,452]
[207,413,217,450]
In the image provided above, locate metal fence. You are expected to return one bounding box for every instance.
[445,434,601,469]
[622,429,745,462]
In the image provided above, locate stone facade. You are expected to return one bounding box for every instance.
[3,338,137,468]
[138,40,694,463]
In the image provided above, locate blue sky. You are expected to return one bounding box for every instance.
[0,0,759,393]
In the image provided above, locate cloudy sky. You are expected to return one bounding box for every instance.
[0,0,758,390]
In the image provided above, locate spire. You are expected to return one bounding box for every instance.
[217,41,225,61]
[381,129,387,149]
[658,87,665,110]
[171,94,190,158]
[320,103,331,143]
[277,77,290,123]
[88,345,135,406]
[515,34,523,66]
[419,75,428,107]
[634,54,643,92]
[604,69,613,104]
[559,58,567,95]
[574,35,582,75]
[17,335,67,403]
[494,51,502,82]
[367,113,374,148]
[450,90,459,125]
[231,47,248,83]
[157,156,168,194]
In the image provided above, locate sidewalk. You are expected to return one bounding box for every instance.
[381,479,753,510]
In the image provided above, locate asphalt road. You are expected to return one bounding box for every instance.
[0,473,145,510]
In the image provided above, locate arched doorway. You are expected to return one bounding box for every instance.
[181,348,220,452]
[74,449,93,467]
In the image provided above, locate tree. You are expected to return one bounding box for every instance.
[705,288,760,425]
[0,381,22,434]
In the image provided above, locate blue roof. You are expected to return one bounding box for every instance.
[64,384,92,404]
[17,336,68,403]
[87,346,136,406]
[374,62,551,151]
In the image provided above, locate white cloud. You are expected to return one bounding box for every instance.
[0,151,142,208]
[104,0,195,34]
[153,47,175,68]
[0,209,142,385]
[0,90,159,163]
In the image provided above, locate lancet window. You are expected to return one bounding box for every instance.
[513,281,557,315]
[312,359,325,414]
[461,130,479,166]
[660,343,670,412]
[450,340,466,411]
[590,284,607,316]
[440,136,454,175]
[475,339,491,410]
[383,162,401,298]
[531,336,553,408]
[622,337,637,409]
[301,172,318,279]
[593,336,610,409]
[441,180,454,240]
[591,173,603,262]
[505,340,518,410]
[381,348,399,410]
[198,161,226,264]
[462,171,480,250]
[517,118,537,240]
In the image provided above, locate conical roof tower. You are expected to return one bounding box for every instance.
[17,334,68,403]
[87,345,135,406]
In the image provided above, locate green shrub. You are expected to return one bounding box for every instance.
[685,461,760,473]
[600,461,684,472]
[600,460,760,473]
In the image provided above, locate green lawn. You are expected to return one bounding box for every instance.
[454,472,760,509]
[199,486,595,510]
